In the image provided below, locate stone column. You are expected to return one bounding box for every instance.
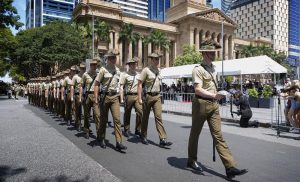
[115,32,121,66]
[201,31,206,43]
[138,39,143,69]
[190,26,194,45]
[147,42,152,66]
[195,29,200,50]
[165,49,170,67]
[173,41,177,59]
[109,32,113,49]
[129,42,132,60]
[224,36,228,60]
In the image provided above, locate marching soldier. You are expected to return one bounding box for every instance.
[60,72,66,121]
[137,52,172,147]
[27,80,32,104]
[82,59,100,139]
[63,68,73,126]
[56,73,62,116]
[41,77,46,109]
[94,49,127,151]
[71,65,83,131]
[187,39,247,179]
[45,77,51,110]
[120,57,142,138]
[49,76,56,113]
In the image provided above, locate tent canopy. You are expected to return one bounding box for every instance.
[161,55,287,79]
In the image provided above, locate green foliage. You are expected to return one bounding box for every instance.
[225,76,234,83]
[94,20,110,42]
[148,29,170,52]
[118,23,135,44]
[12,21,88,79]
[247,88,259,98]
[241,44,290,71]
[173,45,202,66]
[0,0,23,29]
[262,84,273,98]
[0,28,16,76]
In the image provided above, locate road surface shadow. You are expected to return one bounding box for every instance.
[30,174,89,182]
[167,157,239,182]
[0,165,27,181]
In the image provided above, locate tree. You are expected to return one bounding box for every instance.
[0,27,16,76]
[118,23,136,61]
[72,21,93,57]
[94,19,110,55]
[174,45,202,66]
[148,29,170,53]
[0,0,23,29]
[12,21,88,79]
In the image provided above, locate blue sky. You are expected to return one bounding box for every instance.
[11,0,221,34]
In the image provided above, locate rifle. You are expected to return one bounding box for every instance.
[100,71,116,107]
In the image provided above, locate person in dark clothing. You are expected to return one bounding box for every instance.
[233,91,258,128]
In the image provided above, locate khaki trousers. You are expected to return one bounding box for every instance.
[74,95,82,127]
[60,98,65,119]
[188,98,236,169]
[124,95,142,131]
[84,94,101,136]
[99,95,122,143]
[65,93,72,121]
[141,94,167,140]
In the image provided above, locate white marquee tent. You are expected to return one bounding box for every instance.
[161,55,287,79]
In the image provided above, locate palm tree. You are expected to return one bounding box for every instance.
[241,44,258,57]
[118,23,141,60]
[148,29,170,54]
[94,19,110,55]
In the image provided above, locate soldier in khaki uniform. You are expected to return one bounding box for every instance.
[41,78,47,109]
[187,39,247,179]
[71,65,83,131]
[49,76,56,113]
[63,68,74,125]
[55,73,62,116]
[60,72,66,120]
[94,49,127,151]
[45,77,51,110]
[137,53,172,147]
[82,59,101,139]
[120,57,142,138]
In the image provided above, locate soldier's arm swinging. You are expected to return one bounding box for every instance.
[71,85,74,102]
[79,83,82,103]
[194,83,223,100]
[94,81,100,104]
[120,84,124,103]
[137,80,143,104]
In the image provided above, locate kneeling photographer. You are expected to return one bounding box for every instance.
[232,91,258,128]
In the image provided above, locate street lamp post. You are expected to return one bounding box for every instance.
[80,2,94,58]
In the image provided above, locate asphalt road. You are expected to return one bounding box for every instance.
[1,96,300,182]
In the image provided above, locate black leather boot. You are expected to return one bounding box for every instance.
[159,139,173,147]
[187,160,203,172]
[99,139,106,149]
[116,142,127,151]
[226,167,248,179]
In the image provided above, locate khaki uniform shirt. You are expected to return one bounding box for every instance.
[72,74,82,93]
[27,83,31,94]
[82,71,97,92]
[96,66,121,93]
[138,66,161,93]
[192,62,217,94]
[64,76,73,91]
[120,71,140,94]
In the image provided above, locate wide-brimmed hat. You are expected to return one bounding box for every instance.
[106,49,119,57]
[148,52,162,58]
[126,57,139,64]
[79,62,86,68]
[90,58,99,65]
[63,69,70,74]
[199,39,222,52]
[70,65,77,71]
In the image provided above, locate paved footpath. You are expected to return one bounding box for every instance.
[1,96,300,182]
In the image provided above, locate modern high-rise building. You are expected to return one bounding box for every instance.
[104,0,148,18]
[288,0,300,65]
[230,0,289,53]
[148,0,171,22]
[26,0,75,28]
[221,0,236,14]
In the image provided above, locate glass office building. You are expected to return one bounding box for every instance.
[26,0,75,28]
[288,0,300,65]
[221,0,237,14]
[105,0,148,18]
[148,0,170,22]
